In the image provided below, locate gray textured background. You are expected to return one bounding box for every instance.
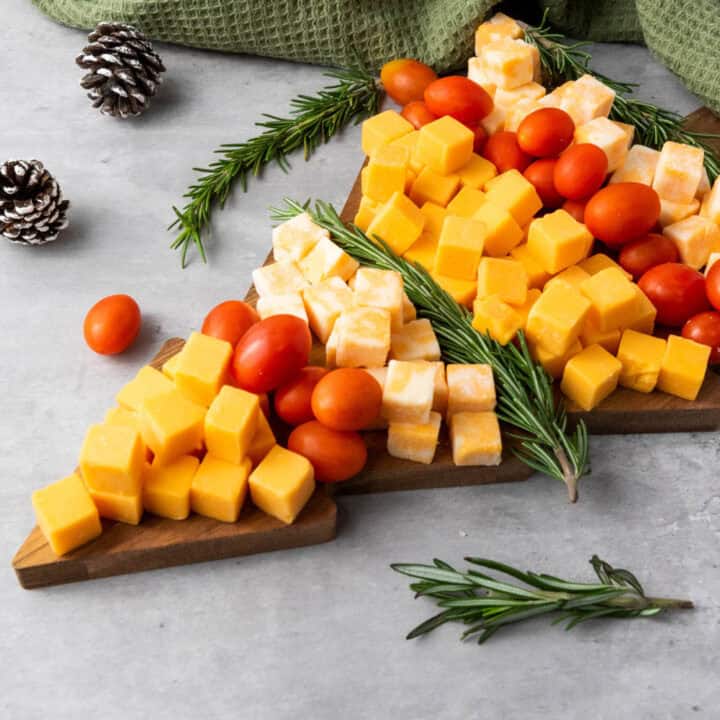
[1,2,718,718]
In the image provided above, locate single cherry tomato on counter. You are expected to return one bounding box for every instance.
[584,183,661,248]
[638,263,709,327]
[523,158,564,208]
[232,314,311,393]
[288,421,367,483]
[380,59,438,106]
[83,294,141,355]
[401,100,437,129]
[201,300,259,347]
[705,261,720,311]
[482,131,532,173]
[424,76,493,125]
[311,368,383,431]
[470,124,488,154]
[553,144,608,200]
[682,311,720,364]
[273,366,328,426]
[618,233,679,280]
[517,108,575,158]
[562,199,587,223]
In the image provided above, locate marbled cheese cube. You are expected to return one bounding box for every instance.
[450,411,502,466]
[272,212,327,262]
[697,168,711,197]
[367,191,425,255]
[664,215,720,270]
[539,75,615,126]
[560,344,622,411]
[402,291,417,323]
[256,292,308,323]
[302,276,353,343]
[252,260,308,298]
[657,334,710,401]
[658,198,700,227]
[574,117,632,172]
[610,144,660,186]
[324,320,340,367]
[480,103,507,135]
[382,359,436,423]
[700,176,720,225]
[474,12,522,54]
[503,99,542,133]
[472,295,523,345]
[457,153,498,190]
[336,307,391,368]
[494,82,546,110]
[363,367,389,429]
[652,141,705,204]
[446,363,496,415]
[705,252,720,276]
[299,236,359,285]
[467,58,498,98]
[479,37,535,89]
[361,110,413,156]
[387,411,442,465]
[353,267,405,331]
[616,330,667,393]
[390,318,441,361]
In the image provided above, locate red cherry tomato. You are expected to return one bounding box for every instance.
[705,261,720,311]
[682,311,720,364]
[638,263,709,327]
[584,183,661,248]
[232,315,311,393]
[553,144,608,200]
[562,199,587,223]
[523,158,564,208]
[380,59,438,106]
[618,233,680,280]
[288,421,367,483]
[311,368,383,431]
[471,124,488,154]
[273,366,328,426]
[424,76,493,125]
[400,100,437,129]
[83,294,141,355]
[482,131,532,173]
[517,108,575,157]
[202,300,259,347]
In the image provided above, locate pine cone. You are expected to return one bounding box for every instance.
[0,160,70,246]
[75,21,166,118]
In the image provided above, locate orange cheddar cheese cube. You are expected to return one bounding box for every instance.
[143,454,199,520]
[434,215,485,281]
[446,363,496,415]
[574,117,632,172]
[271,212,327,263]
[353,268,405,331]
[510,244,551,289]
[513,287,541,327]
[657,335,710,401]
[449,411,502,466]
[116,365,174,413]
[335,307,391,368]
[247,411,276,467]
[162,351,181,381]
[652,141,704,204]
[474,12,522,53]
[658,198,699,228]
[484,169,542,227]
[390,318,441,361]
[431,273,477,307]
[580,267,639,332]
[382,359,436,423]
[472,295,523,345]
[353,196,380,232]
[473,202,524,257]
[616,330,667,393]
[299,236,359,285]
[560,344,622,411]
[610,144,660,186]
[252,259,309,298]
[532,338,583,379]
[624,285,657,335]
[403,231,438,271]
[525,284,591,355]
[367,191,425,255]
[457,153,498,190]
[544,265,591,293]
[256,292,308,324]
[409,166,460,207]
[479,37,535,89]
[191,455,251,523]
[302,276,353,343]
[362,144,409,203]
[527,209,593,274]
[248,445,315,524]
[387,411,442,465]
[445,186,486,218]
[579,316,621,355]
[577,253,632,280]
[416,116,474,174]
[361,110,413,156]
[476,256,528,305]
[80,423,145,495]
[90,487,143,525]
[204,385,260,465]
[390,129,423,171]
[418,202,447,239]
[175,331,233,407]
[104,407,150,461]
[664,215,720,270]
[32,473,102,556]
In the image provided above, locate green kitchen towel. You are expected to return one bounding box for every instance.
[32,0,720,112]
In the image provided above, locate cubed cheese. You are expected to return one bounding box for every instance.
[302,276,353,343]
[705,252,720,276]
[539,74,615,126]
[252,260,309,298]
[361,110,413,156]
[431,273,477,307]
[363,367,389,429]
[577,253,632,280]
[664,215,720,270]
[353,267,405,331]
[472,295,523,345]
[390,318,441,361]
[174,331,233,407]
[467,57,498,98]
[531,338,583,379]
[428,361,449,416]
[652,141,704,204]
[544,265,591,294]
[479,37,535,89]
[560,344,622,411]
[574,117,632,172]
[526,284,591,355]
[191,455,251,523]
[473,202,524,257]
[409,166,460,207]
[510,243,551,289]
[700,176,720,224]
[335,307,391,368]
[299,236,359,285]
[480,103,507,135]
[116,365,174,413]
[623,285,657,335]
[476,256,528,305]
[580,267,639,332]
[387,411,442,464]
[367,191,425,255]
[527,209,593,274]
[247,411,276,467]
[416,116,474,174]
[256,292,308,323]
[494,82,546,109]
[579,315,621,355]
[204,385,260,465]
[658,198,700,227]
[446,363,496,415]
[446,186,487,218]
[503,99,542,133]
[390,130,423,173]
[457,153,498,190]
[90,487,143,525]
[434,215,485,281]
[403,231,438,271]
[610,144,660,186]
[272,212,327,262]
[657,335,710,401]
[143,454,199,520]
[449,411,502,466]
[616,329,667,393]
[419,201,447,239]
[382,359,436,423]
[161,352,181,381]
[354,196,379,232]
[513,288,542,327]
[474,12,522,54]
[362,144,409,203]
[402,291,416,322]
[484,170,542,227]
[79,423,145,495]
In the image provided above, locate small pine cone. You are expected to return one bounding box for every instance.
[75,21,166,119]
[0,160,70,246]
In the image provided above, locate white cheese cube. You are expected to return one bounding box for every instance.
[450,411,502,466]
[467,58,497,97]
[252,260,309,298]
[382,359,436,423]
[446,363,496,416]
[652,141,704,204]
[609,145,660,186]
[256,292,308,323]
[271,212,328,262]
[298,236,359,285]
[324,320,340,367]
[302,277,353,343]
[539,75,615,127]
[480,103,507,135]
[428,361,449,417]
[664,216,720,270]
[390,319,441,361]
[335,307,391,368]
[658,198,700,227]
[700,177,720,224]
[402,291,417,323]
[353,267,405,331]
[474,12,522,55]
[574,117,632,172]
[494,81,546,110]
[697,167,711,197]
[363,367,388,429]
[504,99,544,133]
[387,411,442,465]
[479,37,535,89]
[705,252,720,276]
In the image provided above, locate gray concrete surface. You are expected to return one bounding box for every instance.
[1,2,718,718]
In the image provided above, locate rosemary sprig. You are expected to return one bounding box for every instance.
[169,66,381,266]
[524,12,720,182]
[392,555,693,644]
[272,199,589,500]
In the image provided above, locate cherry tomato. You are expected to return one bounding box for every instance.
[401,100,437,129]
[232,315,311,393]
[682,311,720,364]
[562,199,587,223]
[380,59,437,106]
[553,144,608,200]
[517,108,575,157]
[424,76,493,125]
[273,366,328,426]
[705,261,720,311]
[638,263,709,327]
[83,294,141,355]
[311,368,383,431]
[201,300,259,347]
[471,124,488,154]
[288,421,367,483]
[523,158,564,208]
[584,183,661,248]
[482,131,532,173]
[618,233,679,280]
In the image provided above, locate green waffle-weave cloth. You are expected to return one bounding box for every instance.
[32,0,720,111]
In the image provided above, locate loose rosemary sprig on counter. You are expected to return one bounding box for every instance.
[392,555,693,645]
[524,13,720,182]
[170,67,381,266]
[272,199,589,501]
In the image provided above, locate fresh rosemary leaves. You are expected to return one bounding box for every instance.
[392,555,693,644]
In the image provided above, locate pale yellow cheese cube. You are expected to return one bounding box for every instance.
[252,260,308,298]
[504,99,542,133]
[658,198,700,227]
[363,367,388,429]
[272,212,327,262]
[474,12,522,54]
[449,411,502,466]
[302,276,353,343]
[539,75,615,127]
[324,321,340,368]
[336,307,391,368]
[467,58,497,98]
[574,117,632,172]
[299,237,359,285]
[446,363,496,416]
[382,359,436,423]
[387,411,442,465]
[664,215,720,270]
[700,176,720,224]
[427,361,448,416]
[610,144,660,186]
[494,82,546,110]
[705,252,720,276]
[480,103,507,135]
[402,291,416,323]
[390,318,441,361]
[353,267,404,331]
[256,292,308,324]
[652,141,704,203]
[479,37,535,89]
[697,167,711,197]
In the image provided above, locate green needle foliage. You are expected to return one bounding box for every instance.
[392,555,693,644]
[170,66,381,266]
[524,12,720,182]
[272,199,589,500]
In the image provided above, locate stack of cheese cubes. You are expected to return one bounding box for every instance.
[32,331,316,557]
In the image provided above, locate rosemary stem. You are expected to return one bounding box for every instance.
[607,596,695,610]
[554,447,578,502]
